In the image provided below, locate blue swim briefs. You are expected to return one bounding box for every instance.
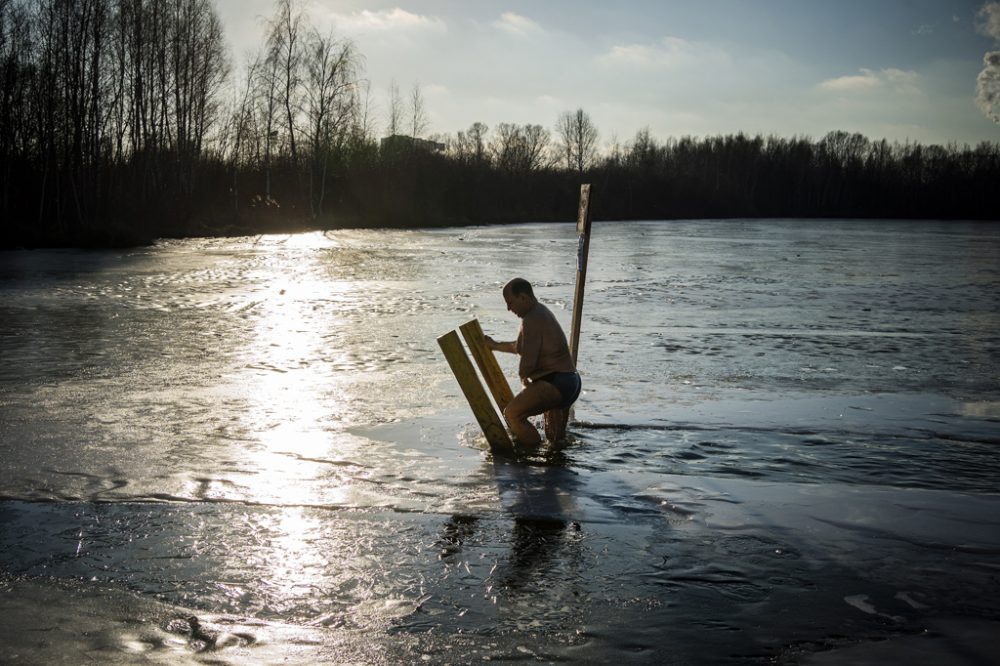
[538,371,582,409]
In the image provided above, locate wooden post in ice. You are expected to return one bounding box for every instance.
[437,328,514,454]
[569,184,594,366]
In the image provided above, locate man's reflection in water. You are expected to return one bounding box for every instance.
[501,517,579,591]
[437,513,583,602]
[489,454,585,593]
[437,514,480,560]
[434,453,587,629]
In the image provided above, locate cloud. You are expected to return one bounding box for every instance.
[597,36,730,69]
[818,68,920,95]
[912,24,934,36]
[977,2,1000,40]
[602,43,658,66]
[325,8,446,34]
[977,51,1000,123]
[493,12,544,37]
[818,70,881,92]
[423,82,449,96]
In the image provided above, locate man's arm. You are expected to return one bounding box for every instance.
[484,336,517,354]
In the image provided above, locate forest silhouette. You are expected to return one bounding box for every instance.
[1,0,997,249]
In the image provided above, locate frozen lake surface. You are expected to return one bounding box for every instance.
[1,219,999,664]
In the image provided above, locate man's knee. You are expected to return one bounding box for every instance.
[503,402,524,423]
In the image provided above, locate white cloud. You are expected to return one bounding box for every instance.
[493,12,544,37]
[602,43,658,66]
[883,68,921,94]
[598,36,730,69]
[911,24,934,36]
[322,7,446,34]
[818,70,881,92]
[977,2,1000,40]
[818,68,920,95]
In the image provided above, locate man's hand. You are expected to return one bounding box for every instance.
[485,336,516,354]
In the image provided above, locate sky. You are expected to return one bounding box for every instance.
[214,0,1000,148]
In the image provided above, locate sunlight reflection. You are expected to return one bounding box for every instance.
[260,506,328,604]
[239,231,356,505]
[963,401,1000,418]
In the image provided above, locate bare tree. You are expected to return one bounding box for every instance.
[169,0,229,192]
[409,82,428,139]
[556,107,599,174]
[386,78,402,136]
[491,122,551,172]
[521,124,552,170]
[490,122,517,171]
[303,28,358,216]
[265,0,303,165]
[28,0,117,225]
[255,42,282,199]
[467,121,489,164]
[454,121,489,165]
[225,52,261,211]
[3,0,232,235]
[0,0,33,222]
[628,126,658,169]
[352,79,374,141]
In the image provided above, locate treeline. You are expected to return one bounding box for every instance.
[0,0,229,246]
[1,0,997,249]
[596,130,1000,221]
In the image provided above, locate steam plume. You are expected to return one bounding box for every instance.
[977,2,1000,39]
[978,52,1000,123]
[976,4,1000,123]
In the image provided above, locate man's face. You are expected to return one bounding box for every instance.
[503,288,531,317]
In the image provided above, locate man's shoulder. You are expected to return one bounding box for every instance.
[524,302,551,321]
[524,302,558,327]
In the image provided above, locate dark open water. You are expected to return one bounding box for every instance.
[1,219,999,664]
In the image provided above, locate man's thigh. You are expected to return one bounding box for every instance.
[507,380,562,418]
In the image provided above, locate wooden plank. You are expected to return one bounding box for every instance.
[569,183,594,366]
[459,319,514,412]
[437,330,514,454]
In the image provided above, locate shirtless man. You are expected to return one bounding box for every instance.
[484,277,582,446]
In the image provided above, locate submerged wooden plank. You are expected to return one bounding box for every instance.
[459,319,514,412]
[437,330,514,454]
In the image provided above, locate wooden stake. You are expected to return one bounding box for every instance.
[569,184,593,366]
[459,319,514,411]
[437,330,514,454]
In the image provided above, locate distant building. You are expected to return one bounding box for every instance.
[380,134,446,153]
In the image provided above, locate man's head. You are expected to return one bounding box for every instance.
[502,277,536,317]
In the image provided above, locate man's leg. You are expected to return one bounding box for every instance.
[503,381,562,447]
[543,408,568,443]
